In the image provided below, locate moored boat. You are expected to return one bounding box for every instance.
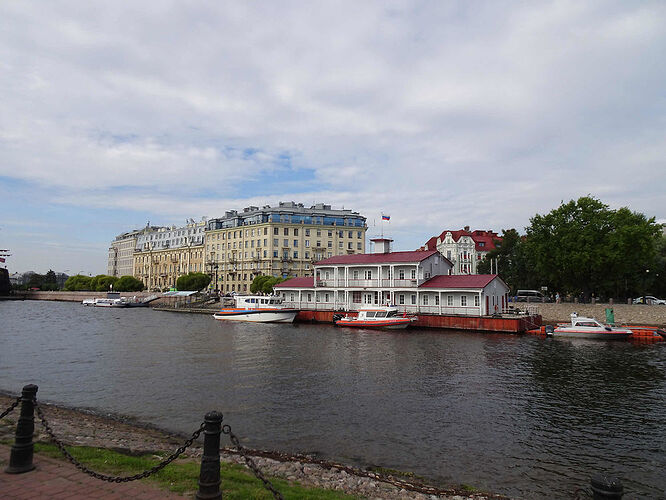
[545,313,632,340]
[213,295,299,323]
[334,306,417,330]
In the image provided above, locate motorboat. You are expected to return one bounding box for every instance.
[545,313,633,340]
[333,306,417,330]
[82,297,127,308]
[213,295,299,323]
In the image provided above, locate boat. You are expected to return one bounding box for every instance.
[545,313,633,340]
[333,306,417,330]
[213,295,299,323]
[82,297,127,308]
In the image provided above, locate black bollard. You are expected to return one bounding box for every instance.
[5,384,38,474]
[591,474,623,499]
[196,411,224,500]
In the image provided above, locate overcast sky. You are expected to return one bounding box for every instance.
[1,1,664,274]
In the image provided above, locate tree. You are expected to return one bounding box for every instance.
[114,275,145,292]
[525,196,660,299]
[89,274,119,291]
[250,275,271,293]
[64,275,93,291]
[176,272,211,291]
[477,229,534,292]
[261,276,286,294]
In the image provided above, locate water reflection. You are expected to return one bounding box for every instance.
[1,301,664,499]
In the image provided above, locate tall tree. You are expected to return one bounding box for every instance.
[477,229,534,292]
[525,196,660,299]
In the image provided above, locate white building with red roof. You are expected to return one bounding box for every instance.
[423,226,502,275]
[275,238,510,316]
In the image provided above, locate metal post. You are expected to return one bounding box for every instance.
[591,474,623,499]
[196,411,224,500]
[5,384,38,474]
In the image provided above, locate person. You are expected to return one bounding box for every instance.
[555,292,560,304]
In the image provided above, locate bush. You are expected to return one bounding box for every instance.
[64,275,92,291]
[114,276,145,292]
[176,272,211,291]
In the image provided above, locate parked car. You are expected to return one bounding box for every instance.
[513,289,551,302]
[633,296,666,305]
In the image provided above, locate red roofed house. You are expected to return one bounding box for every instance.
[423,227,502,275]
[274,238,510,316]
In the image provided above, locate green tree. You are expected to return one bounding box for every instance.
[250,275,271,293]
[64,275,93,291]
[176,272,211,291]
[477,229,534,292]
[114,275,145,292]
[260,276,286,294]
[43,270,58,290]
[525,196,660,299]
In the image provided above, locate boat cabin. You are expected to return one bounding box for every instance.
[235,295,285,309]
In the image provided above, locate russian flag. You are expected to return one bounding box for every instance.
[382,214,390,221]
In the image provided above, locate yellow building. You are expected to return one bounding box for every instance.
[205,202,367,293]
[132,220,206,291]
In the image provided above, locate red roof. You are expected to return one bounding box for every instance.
[274,277,314,288]
[315,250,442,265]
[419,274,500,289]
[423,229,502,252]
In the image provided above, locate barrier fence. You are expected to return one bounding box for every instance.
[2,384,283,500]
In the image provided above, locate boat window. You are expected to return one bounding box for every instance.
[365,311,376,318]
[261,299,266,304]
[386,310,397,317]
[375,311,387,318]
[578,322,598,327]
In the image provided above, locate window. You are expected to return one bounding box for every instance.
[264,228,267,235]
[357,231,362,238]
[399,294,405,304]
[447,295,453,306]
[435,295,440,305]
[294,240,298,247]
[274,228,279,235]
[352,291,362,303]
[283,239,288,247]
[348,231,353,238]
[410,294,416,305]
[475,295,480,307]
[305,229,310,236]
[317,230,321,236]
[327,241,332,248]
[273,238,278,246]
[364,270,372,279]
[338,241,343,248]
[294,228,298,236]
[316,241,321,247]
[273,251,278,257]
[399,270,405,279]
[284,228,289,236]
[423,295,429,305]
[305,251,310,258]
[411,269,416,279]
[328,230,332,237]
[305,240,310,247]
[293,251,298,258]
[348,242,352,249]
[357,242,361,250]
[461,296,467,306]
[324,293,329,302]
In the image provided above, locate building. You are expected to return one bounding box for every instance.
[423,227,502,274]
[132,220,206,290]
[108,226,164,278]
[204,202,367,293]
[275,238,510,316]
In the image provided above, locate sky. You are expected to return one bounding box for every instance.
[1,1,664,275]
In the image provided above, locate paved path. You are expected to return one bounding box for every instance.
[0,443,190,499]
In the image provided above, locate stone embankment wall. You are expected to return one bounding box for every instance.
[533,302,666,326]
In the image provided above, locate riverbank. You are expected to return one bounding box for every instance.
[532,302,666,326]
[0,395,505,500]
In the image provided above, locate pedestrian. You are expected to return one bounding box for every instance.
[555,292,560,304]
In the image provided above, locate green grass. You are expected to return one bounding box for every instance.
[33,442,361,499]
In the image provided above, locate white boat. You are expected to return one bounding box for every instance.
[82,297,127,307]
[213,295,299,323]
[546,313,633,340]
[334,306,417,330]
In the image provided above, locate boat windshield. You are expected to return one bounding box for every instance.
[386,310,397,317]
[375,311,387,318]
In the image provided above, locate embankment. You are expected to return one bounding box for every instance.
[531,302,666,326]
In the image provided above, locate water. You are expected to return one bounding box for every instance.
[1,301,664,498]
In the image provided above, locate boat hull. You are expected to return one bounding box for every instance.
[335,319,413,330]
[552,328,632,340]
[213,309,299,323]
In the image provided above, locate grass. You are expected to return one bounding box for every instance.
[33,442,361,499]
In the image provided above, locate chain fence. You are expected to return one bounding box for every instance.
[223,424,285,500]
[0,396,22,420]
[34,400,205,483]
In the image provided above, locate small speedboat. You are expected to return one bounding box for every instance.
[545,313,632,340]
[334,306,417,330]
[213,295,299,323]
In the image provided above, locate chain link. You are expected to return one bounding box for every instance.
[0,396,22,420]
[222,424,284,500]
[34,400,204,483]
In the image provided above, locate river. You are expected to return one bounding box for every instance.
[1,301,664,498]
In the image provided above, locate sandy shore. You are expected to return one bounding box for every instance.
[0,394,505,500]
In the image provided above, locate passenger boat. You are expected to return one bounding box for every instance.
[213,295,299,323]
[82,297,127,308]
[545,313,633,340]
[333,306,417,330]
